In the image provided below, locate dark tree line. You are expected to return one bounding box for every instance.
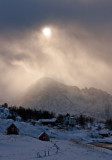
[57,113,94,128]
[76,115,94,127]
[8,106,55,121]
[105,119,112,130]
[1,103,95,127]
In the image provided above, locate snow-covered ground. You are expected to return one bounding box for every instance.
[0,134,112,160]
[0,119,112,143]
[0,118,112,160]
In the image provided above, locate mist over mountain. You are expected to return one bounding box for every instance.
[19,77,112,120]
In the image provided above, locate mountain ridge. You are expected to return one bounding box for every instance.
[18,77,112,120]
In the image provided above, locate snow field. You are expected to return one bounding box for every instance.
[0,135,112,160]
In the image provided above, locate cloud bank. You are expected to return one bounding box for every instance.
[0,0,112,103]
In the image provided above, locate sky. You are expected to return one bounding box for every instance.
[0,0,112,101]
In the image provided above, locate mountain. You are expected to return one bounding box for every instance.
[20,77,112,120]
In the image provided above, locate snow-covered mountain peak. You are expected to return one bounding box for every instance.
[19,77,112,120]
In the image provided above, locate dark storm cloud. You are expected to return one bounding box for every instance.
[0,0,112,32]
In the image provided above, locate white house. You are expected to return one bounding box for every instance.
[64,116,76,126]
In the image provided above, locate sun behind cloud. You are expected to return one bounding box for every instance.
[42,27,51,37]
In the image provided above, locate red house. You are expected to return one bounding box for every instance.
[7,123,19,135]
[39,132,50,141]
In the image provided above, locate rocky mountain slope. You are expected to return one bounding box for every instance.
[20,78,112,120]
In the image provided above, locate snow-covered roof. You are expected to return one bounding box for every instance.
[70,117,75,119]
[38,118,56,123]
[99,129,110,134]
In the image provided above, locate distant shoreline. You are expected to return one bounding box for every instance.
[89,142,112,150]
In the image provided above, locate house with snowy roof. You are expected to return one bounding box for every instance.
[38,118,57,126]
[7,123,19,135]
[64,116,76,126]
[38,132,50,141]
[99,129,111,137]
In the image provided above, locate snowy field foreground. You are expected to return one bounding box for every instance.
[0,134,112,160]
[0,119,112,160]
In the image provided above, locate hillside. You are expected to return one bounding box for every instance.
[19,77,112,120]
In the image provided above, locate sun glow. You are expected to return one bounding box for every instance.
[42,27,51,37]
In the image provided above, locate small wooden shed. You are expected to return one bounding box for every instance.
[99,129,111,138]
[39,132,50,141]
[7,123,19,135]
